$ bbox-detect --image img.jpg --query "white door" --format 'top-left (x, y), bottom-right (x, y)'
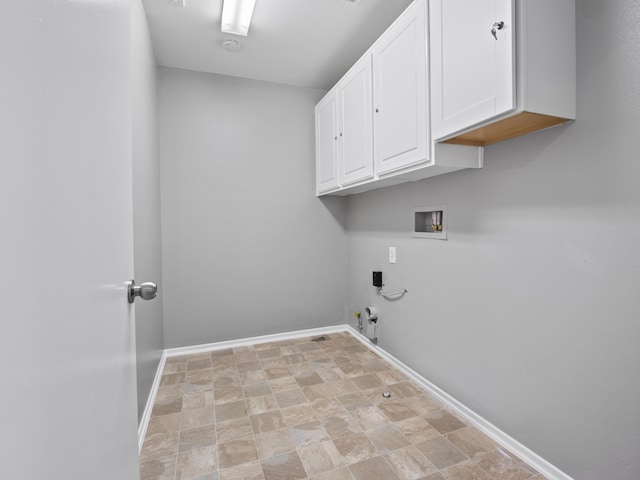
top-left (0, 2), bottom-right (140, 479)
top-left (338, 55), bottom-right (374, 186)
top-left (430, 0), bottom-right (515, 139)
top-left (316, 90), bottom-right (340, 194)
top-left (373, 0), bottom-right (429, 176)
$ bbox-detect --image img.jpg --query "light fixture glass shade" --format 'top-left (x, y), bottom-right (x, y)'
top-left (221, 0), bottom-right (257, 36)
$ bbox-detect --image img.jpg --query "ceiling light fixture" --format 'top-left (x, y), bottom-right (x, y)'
top-left (221, 0), bottom-right (257, 37)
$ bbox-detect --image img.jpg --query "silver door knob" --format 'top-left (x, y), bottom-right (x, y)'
top-left (127, 280), bottom-right (158, 304)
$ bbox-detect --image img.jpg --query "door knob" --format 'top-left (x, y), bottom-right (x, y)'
top-left (127, 280), bottom-right (158, 304)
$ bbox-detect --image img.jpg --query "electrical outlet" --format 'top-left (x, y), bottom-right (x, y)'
top-left (389, 247), bottom-right (396, 264)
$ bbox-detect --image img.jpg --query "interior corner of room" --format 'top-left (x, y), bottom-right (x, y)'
top-left (3, 0), bottom-right (639, 479)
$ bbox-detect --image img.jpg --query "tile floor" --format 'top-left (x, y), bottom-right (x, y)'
top-left (140, 332), bottom-right (547, 480)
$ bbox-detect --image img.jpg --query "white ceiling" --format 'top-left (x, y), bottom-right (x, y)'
top-left (142, 0), bottom-right (413, 90)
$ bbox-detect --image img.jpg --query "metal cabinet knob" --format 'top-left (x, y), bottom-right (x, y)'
top-left (127, 280), bottom-right (158, 304)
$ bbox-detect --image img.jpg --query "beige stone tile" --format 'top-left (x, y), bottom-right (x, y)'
top-left (140, 454), bottom-right (176, 480)
top-left (216, 417), bottom-right (253, 444)
top-left (212, 374), bottom-right (241, 387)
top-left (303, 383), bottom-right (335, 402)
top-left (421, 473), bottom-right (446, 480)
top-left (441, 461), bottom-right (492, 480)
top-left (309, 397), bottom-right (349, 418)
top-left (297, 342), bottom-right (321, 352)
top-left (247, 394), bottom-right (279, 415)
top-left (395, 416), bottom-right (440, 444)
top-left (218, 437), bottom-right (259, 469)
top-left (280, 345), bottom-right (301, 355)
top-left (239, 369), bottom-right (267, 385)
top-left (250, 410), bottom-right (287, 434)
top-left (351, 374), bottom-right (384, 391)
top-left (348, 455), bottom-right (401, 480)
top-left (152, 396), bottom-right (184, 417)
top-left (255, 428), bottom-right (296, 459)
top-left (311, 466), bottom-right (355, 480)
top-left (474, 449), bottom-right (537, 480)
top-left (424, 410), bottom-right (467, 434)
top-left (333, 432), bottom-right (378, 465)
top-left (156, 383), bottom-right (185, 401)
top-left (402, 394), bottom-right (441, 415)
top-left (294, 370), bottom-right (325, 387)
top-left (322, 413), bottom-right (361, 439)
top-left (339, 364), bottom-right (369, 378)
top-left (328, 378), bottom-right (359, 396)
top-left (388, 382), bottom-right (423, 399)
top-left (219, 460), bottom-right (264, 480)
top-left (343, 345), bottom-right (368, 354)
top-left (299, 439), bottom-right (345, 476)
top-left (141, 432), bottom-right (180, 461)
top-left (179, 424), bottom-right (216, 452)
top-left (188, 357), bottom-right (212, 371)
top-left (215, 400), bottom-right (247, 423)
top-left (147, 412), bottom-right (182, 436)
top-left (318, 367), bottom-right (347, 382)
top-left (181, 406), bottom-right (215, 430)
top-left (268, 376), bottom-right (299, 393)
top-left (283, 353), bottom-right (306, 365)
top-left (350, 406), bottom-right (389, 431)
top-left (175, 445), bottom-right (217, 479)
top-left (275, 388), bottom-right (308, 408)
top-left (288, 420), bottom-right (330, 447)
top-left (183, 390), bottom-right (215, 411)
top-left (237, 361), bottom-right (261, 373)
top-left (161, 372), bottom-right (186, 387)
top-left (235, 351), bottom-right (259, 363)
top-left (257, 348), bottom-right (281, 359)
top-left (262, 451), bottom-right (307, 480)
top-left (260, 357), bottom-right (287, 369)
top-left (416, 437), bottom-right (468, 470)
top-left (363, 358), bottom-right (391, 372)
top-left (281, 404), bottom-right (318, 426)
top-left (338, 392), bottom-right (373, 411)
top-left (366, 424), bottom-right (411, 453)
top-left (211, 348), bottom-right (234, 358)
top-left (446, 427), bottom-right (496, 458)
top-left (264, 367), bottom-right (291, 380)
top-left (384, 445), bottom-right (437, 480)
top-left (187, 368), bottom-right (213, 383)
top-left (243, 382), bottom-right (272, 398)
top-left (215, 385), bottom-right (245, 405)
top-left (375, 370), bottom-right (409, 385)
top-left (377, 401), bottom-right (418, 422)
top-left (163, 361), bottom-right (187, 374)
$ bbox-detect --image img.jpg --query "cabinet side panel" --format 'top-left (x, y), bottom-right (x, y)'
top-left (521, 0), bottom-right (576, 118)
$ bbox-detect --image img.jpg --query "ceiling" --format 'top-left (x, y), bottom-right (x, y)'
top-left (141, 0), bottom-right (413, 90)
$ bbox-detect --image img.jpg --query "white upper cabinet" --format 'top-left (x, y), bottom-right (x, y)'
top-left (315, 90), bottom-right (339, 194)
top-left (430, 0), bottom-right (575, 146)
top-left (338, 55), bottom-right (374, 187)
top-left (430, 0), bottom-right (515, 139)
top-left (372, 0), bottom-right (429, 175)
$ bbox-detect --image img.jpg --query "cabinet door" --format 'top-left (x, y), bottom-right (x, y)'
top-left (338, 55), bottom-right (374, 186)
top-left (315, 91), bottom-right (339, 194)
top-left (372, 0), bottom-right (429, 176)
top-left (430, 0), bottom-right (515, 139)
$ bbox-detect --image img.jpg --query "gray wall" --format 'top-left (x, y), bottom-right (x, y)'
top-left (346, 1), bottom-right (640, 478)
top-left (132, 0), bottom-right (164, 421)
top-left (158, 68), bottom-right (348, 348)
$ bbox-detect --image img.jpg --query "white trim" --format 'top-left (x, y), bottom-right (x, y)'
top-left (163, 325), bottom-right (349, 357)
top-left (137, 351), bottom-right (167, 454)
top-left (344, 325), bottom-right (573, 480)
top-left (137, 324), bottom-right (572, 480)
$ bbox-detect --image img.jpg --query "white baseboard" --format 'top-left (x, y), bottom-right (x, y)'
top-left (138, 351), bottom-right (167, 454)
top-left (344, 325), bottom-right (573, 480)
top-left (163, 325), bottom-right (349, 357)
top-left (137, 324), bottom-right (572, 480)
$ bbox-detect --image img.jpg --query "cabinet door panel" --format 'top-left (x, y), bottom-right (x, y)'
top-left (339, 56), bottom-right (374, 186)
top-left (316, 92), bottom-right (339, 194)
top-left (373, 0), bottom-right (429, 175)
top-left (431, 0), bottom-right (515, 139)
